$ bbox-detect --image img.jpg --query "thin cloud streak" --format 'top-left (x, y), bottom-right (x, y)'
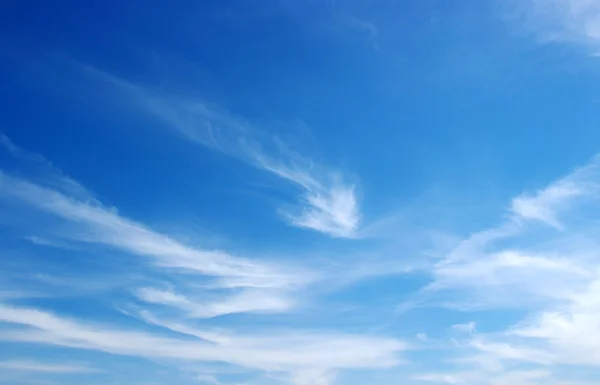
top-left (0, 134), bottom-right (97, 203)
top-left (0, 139), bottom-right (401, 385)
top-left (0, 360), bottom-right (96, 373)
top-left (0, 303), bottom-right (406, 378)
top-left (0, 161), bottom-right (313, 343)
top-left (71, 63), bottom-right (362, 238)
top-left (145, 92), bottom-right (362, 239)
top-left (0, 170), bottom-right (311, 290)
top-left (510, 154), bottom-right (600, 227)
top-left (136, 287), bottom-right (294, 318)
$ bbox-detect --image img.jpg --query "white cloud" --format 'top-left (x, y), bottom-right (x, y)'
top-left (512, 0), bottom-right (600, 52)
top-left (0, 143), bottom-right (398, 385)
top-left (452, 322), bottom-right (477, 334)
top-left (0, 360), bottom-right (96, 373)
top-left (0, 303), bottom-right (405, 382)
top-left (509, 273), bottom-right (600, 366)
top-left (413, 373), bottom-right (463, 384)
top-left (414, 369), bottom-right (553, 385)
top-left (511, 183), bottom-right (584, 228)
top-left (136, 287), bottom-right (294, 318)
top-left (420, 156), bottom-right (600, 310)
top-left (0, 171), bottom-right (310, 291)
top-left (195, 374), bottom-right (224, 385)
top-left (412, 153), bottom-right (600, 384)
top-left (429, 250), bottom-right (590, 309)
top-left (67, 63), bottom-right (362, 238)
top-left (289, 369), bottom-right (336, 385)
top-left (284, 182), bottom-right (360, 238)
top-left (467, 338), bottom-right (555, 366)
top-left (510, 155), bottom-right (600, 227)
top-left (0, 133), bottom-right (97, 203)
top-left (149, 98), bottom-right (361, 238)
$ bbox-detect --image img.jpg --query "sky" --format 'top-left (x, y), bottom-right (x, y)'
top-left (2, 0), bottom-right (600, 384)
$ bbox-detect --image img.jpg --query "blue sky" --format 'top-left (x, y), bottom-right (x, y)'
top-left (2, 0), bottom-right (600, 384)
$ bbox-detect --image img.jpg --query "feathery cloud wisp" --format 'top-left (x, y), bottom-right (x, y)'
top-left (0, 303), bottom-right (405, 378)
top-left (0, 171), bottom-right (309, 290)
top-left (69, 63), bottom-right (362, 238)
top-left (135, 287), bottom-right (294, 318)
top-left (511, 154), bottom-right (600, 227)
top-left (0, 137), bottom-right (400, 385)
top-left (0, 360), bottom-right (96, 373)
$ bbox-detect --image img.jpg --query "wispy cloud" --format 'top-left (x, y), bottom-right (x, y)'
top-left (0, 360), bottom-right (96, 373)
top-left (0, 170), bottom-right (309, 290)
top-left (414, 369), bottom-right (554, 385)
top-left (0, 136), bottom-right (403, 385)
top-left (62, 62), bottom-right (362, 238)
top-left (413, 373), bottom-right (463, 384)
top-left (511, 0), bottom-right (600, 53)
top-left (418, 155), bottom-right (600, 310)
top-left (0, 134), bottom-right (96, 202)
top-left (0, 303), bottom-right (405, 382)
top-left (409, 153), bottom-right (600, 383)
top-left (509, 273), bottom-right (600, 366)
top-left (135, 287), bottom-right (294, 318)
top-left (510, 155), bottom-right (600, 227)
top-left (144, 93), bottom-right (362, 239)
top-left (4, 134), bottom-right (600, 385)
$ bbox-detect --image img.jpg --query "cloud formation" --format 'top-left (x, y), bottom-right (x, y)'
top-left (4, 8), bottom-right (600, 383)
top-left (0, 170), bottom-right (309, 290)
top-left (0, 136), bottom-right (399, 385)
top-left (0, 303), bottom-right (404, 382)
top-left (68, 63), bottom-right (362, 238)
top-left (411, 154), bottom-right (600, 383)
